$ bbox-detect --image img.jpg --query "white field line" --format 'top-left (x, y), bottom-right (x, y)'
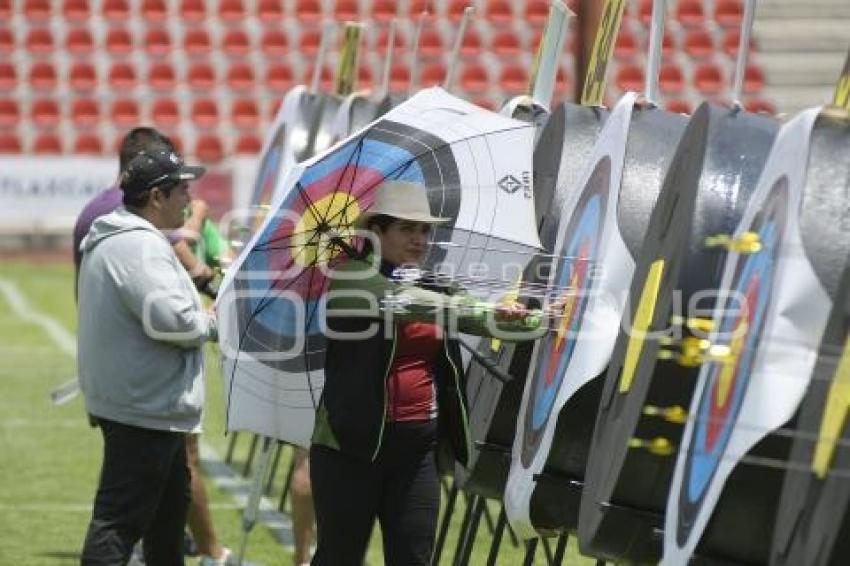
top-left (0, 276), bottom-right (294, 551)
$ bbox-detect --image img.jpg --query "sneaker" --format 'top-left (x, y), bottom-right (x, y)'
top-left (198, 546), bottom-right (235, 566)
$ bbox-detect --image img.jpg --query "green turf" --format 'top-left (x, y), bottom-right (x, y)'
top-left (0, 260), bottom-right (595, 566)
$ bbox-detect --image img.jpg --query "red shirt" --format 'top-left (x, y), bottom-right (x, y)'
top-left (386, 321), bottom-right (443, 422)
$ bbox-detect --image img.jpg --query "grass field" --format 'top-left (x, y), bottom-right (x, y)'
top-left (0, 259), bottom-right (595, 566)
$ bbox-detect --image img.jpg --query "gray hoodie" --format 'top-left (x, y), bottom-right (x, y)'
top-left (77, 208), bottom-right (216, 433)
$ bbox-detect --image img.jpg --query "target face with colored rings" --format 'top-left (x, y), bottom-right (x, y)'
top-left (675, 176), bottom-right (789, 545)
top-left (520, 156), bottom-right (610, 468)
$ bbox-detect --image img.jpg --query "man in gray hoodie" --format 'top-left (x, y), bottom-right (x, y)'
top-left (77, 146), bottom-right (217, 566)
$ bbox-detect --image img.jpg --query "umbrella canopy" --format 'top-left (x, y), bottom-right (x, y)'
top-left (217, 87), bottom-right (541, 446)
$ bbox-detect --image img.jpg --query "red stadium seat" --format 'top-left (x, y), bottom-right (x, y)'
top-left (409, 0), bottom-right (435, 17)
top-left (666, 98), bottom-right (693, 114)
top-left (447, 0), bottom-right (471, 22)
top-left (265, 63), bottom-right (294, 93)
top-left (142, 0), bottom-right (168, 20)
top-left (525, 0), bottom-right (549, 26)
top-left (299, 28), bottom-right (322, 56)
top-left (376, 26), bottom-right (407, 54)
top-left (102, 0), bottom-right (129, 22)
top-left (179, 0), bottom-right (206, 22)
top-left (357, 63), bottom-right (374, 90)
top-left (334, 0), bottom-right (359, 20)
top-left (498, 64), bottom-right (528, 93)
top-left (0, 0), bottom-right (10, 19)
top-left (0, 28), bottom-right (13, 54)
top-left (149, 62), bottom-right (177, 91)
top-left (34, 132), bottom-right (63, 154)
top-left (304, 64), bottom-right (333, 91)
top-left (659, 62), bottom-right (685, 94)
top-left (195, 134), bottom-right (224, 163)
top-left (472, 97), bottom-right (496, 111)
top-left (675, 0), bottom-right (705, 27)
top-left (419, 28), bottom-right (444, 58)
top-left (144, 28), bottom-right (172, 55)
top-left (218, 0), bottom-right (245, 23)
top-left (485, 0), bottom-right (513, 25)
top-left (73, 133), bottom-right (103, 154)
top-left (389, 63), bottom-right (410, 92)
top-left (105, 27), bottom-right (133, 55)
top-left (461, 26), bottom-right (482, 56)
top-left (25, 27), bottom-right (54, 54)
top-left (694, 62), bottom-right (725, 94)
top-left (66, 27), bottom-right (94, 56)
top-left (0, 133), bottom-right (22, 153)
top-left (295, 0), bottom-right (323, 21)
top-left (615, 27), bottom-right (639, 60)
top-left (69, 61), bottom-right (98, 92)
top-left (191, 98), bottom-right (220, 128)
top-left (183, 28), bottom-right (211, 56)
top-left (421, 63), bottom-right (446, 87)
top-left (257, 0), bottom-right (283, 23)
top-left (662, 31), bottom-right (676, 59)
top-left (0, 62), bottom-right (16, 90)
top-left (108, 61), bottom-right (137, 89)
top-left (615, 63), bottom-right (644, 92)
top-left (370, 0), bottom-right (397, 22)
top-left (222, 28), bottom-right (251, 57)
top-left (260, 28), bottom-right (288, 56)
top-left (226, 62), bottom-right (255, 91)
top-left (31, 98), bottom-right (61, 127)
top-left (63, 0), bottom-right (90, 22)
top-left (0, 99), bottom-right (19, 127)
top-left (715, 0), bottom-right (743, 27)
top-left (722, 28), bottom-right (757, 58)
top-left (231, 98), bottom-right (260, 128)
top-left (637, 0), bottom-right (652, 25)
top-left (71, 98), bottom-right (100, 126)
top-left (151, 97), bottom-right (180, 127)
top-left (29, 61), bottom-right (57, 91)
top-left (744, 97), bottom-right (776, 115)
top-left (460, 64), bottom-right (489, 94)
top-left (24, 0), bottom-right (51, 21)
top-left (235, 133), bottom-right (263, 154)
top-left (492, 29), bottom-right (521, 57)
top-left (684, 28), bottom-right (714, 59)
top-left (744, 64), bottom-right (765, 93)
top-left (111, 98), bottom-right (140, 126)
top-left (187, 62), bottom-right (216, 90)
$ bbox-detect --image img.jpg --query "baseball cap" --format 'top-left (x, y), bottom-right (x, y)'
top-left (120, 148), bottom-right (206, 195)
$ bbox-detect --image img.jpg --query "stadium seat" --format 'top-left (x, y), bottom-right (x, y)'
top-left (525, 0), bottom-right (549, 26)
top-left (409, 0), bottom-right (435, 17)
top-left (0, 62), bottom-right (16, 90)
top-left (0, 99), bottom-right (19, 127)
top-left (684, 28), bottom-right (714, 59)
top-left (447, 0), bottom-right (470, 22)
top-left (492, 29), bottom-right (521, 57)
top-left (144, 28), bottom-right (172, 55)
top-left (226, 62), bottom-right (255, 91)
top-left (222, 28), bottom-right (251, 57)
top-left (295, 0), bottom-right (322, 21)
top-left (265, 63), bottom-right (295, 93)
top-left (299, 28), bottom-right (322, 56)
top-left (715, 0), bottom-right (743, 27)
top-left (111, 98), bottom-right (140, 126)
top-left (218, 0), bottom-right (245, 23)
top-left (334, 0), bottom-right (359, 20)
top-left (25, 28), bottom-right (54, 55)
top-left (370, 0), bottom-right (397, 22)
top-left (195, 134), bottom-right (224, 163)
top-left (662, 31), bottom-right (676, 59)
top-left (62, 0), bottom-right (89, 22)
top-left (419, 28), bottom-right (444, 58)
top-left (744, 64), bottom-right (765, 93)
top-left (498, 64), bottom-right (529, 93)
top-left (722, 28), bottom-right (757, 58)
top-left (151, 98), bottom-right (180, 127)
top-left (231, 98), bottom-right (260, 128)
top-left (615, 63), bottom-right (644, 92)
top-left (33, 132), bottom-right (63, 154)
top-left (66, 27), bottom-right (94, 56)
top-left (108, 61), bottom-right (137, 89)
top-left (304, 64), bottom-right (333, 91)
top-left (191, 98), bottom-right (220, 128)
top-left (102, 0), bottom-right (129, 22)
top-left (179, 0), bottom-right (206, 22)
top-left (744, 97), bottom-right (776, 115)
top-left (461, 26), bottom-right (482, 56)
top-left (260, 28), bottom-right (288, 56)
top-left (149, 62), bottom-right (177, 91)
top-left (28, 61), bottom-right (57, 91)
top-left (142, 0), bottom-right (168, 20)
top-left (183, 28), bottom-right (211, 56)
top-left (659, 62), bottom-right (685, 94)
top-left (0, 28), bottom-right (13, 54)
top-left (389, 63), bottom-right (410, 92)
top-left (24, 0), bottom-right (51, 21)
top-left (0, 0), bottom-right (10, 19)
top-left (73, 133), bottom-right (104, 155)
top-left (636, 0), bottom-right (652, 25)
top-left (105, 27), bottom-right (133, 55)
top-left (187, 62), bottom-right (216, 90)
top-left (675, 0), bottom-right (706, 27)
top-left (69, 61), bottom-right (98, 92)
top-left (420, 63), bottom-right (446, 87)
top-left (485, 0), bottom-right (513, 25)
top-left (357, 63), bottom-right (374, 90)
top-left (235, 133), bottom-right (263, 154)
top-left (257, 0), bottom-right (283, 23)
top-left (614, 27), bottom-right (639, 60)
top-left (31, 98), bottom-right (61, 127)
top-left (472, 97), bottom-right (496, 111)
top-left (694, 62), bottom-right (725, 94)
top-left (665, 98), bottom-right (693, 114)
top-left (71, 97), bottom-right (100, 126)
top-left (0, 132), bottom-right (22, 153)
top-left (376, 26), bottom-right (406, 54)
top-left (460, 64), bottom-right (489, 94)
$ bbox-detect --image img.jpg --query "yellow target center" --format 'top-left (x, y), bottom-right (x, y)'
top-left (292, 192), bottom-right (360, 268)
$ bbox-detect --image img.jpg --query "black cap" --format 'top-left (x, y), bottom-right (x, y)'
top-left (120, 148), bottom-right (206, 195)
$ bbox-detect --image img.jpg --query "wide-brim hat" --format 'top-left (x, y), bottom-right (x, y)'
top-left (353, 180), bottom-right (451, 229)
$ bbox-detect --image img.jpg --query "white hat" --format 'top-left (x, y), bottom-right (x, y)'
top-left (354, 180), bottom-right (451, 228)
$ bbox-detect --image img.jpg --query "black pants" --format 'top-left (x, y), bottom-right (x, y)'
top-left (310, 420), bottom-right (441, 566)
top-left (80, 418), bottom-right (191, 566)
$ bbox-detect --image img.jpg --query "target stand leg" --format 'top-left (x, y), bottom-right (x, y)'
top-left (453, 495), bottom-right (486, 566)
top-left (485, 504), bottom-right (509, 566)
top-left (433, 480), bottom-right (460, 564)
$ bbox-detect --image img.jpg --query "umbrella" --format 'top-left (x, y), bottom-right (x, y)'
top-left (217, 86), bottom-right (542, 447)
